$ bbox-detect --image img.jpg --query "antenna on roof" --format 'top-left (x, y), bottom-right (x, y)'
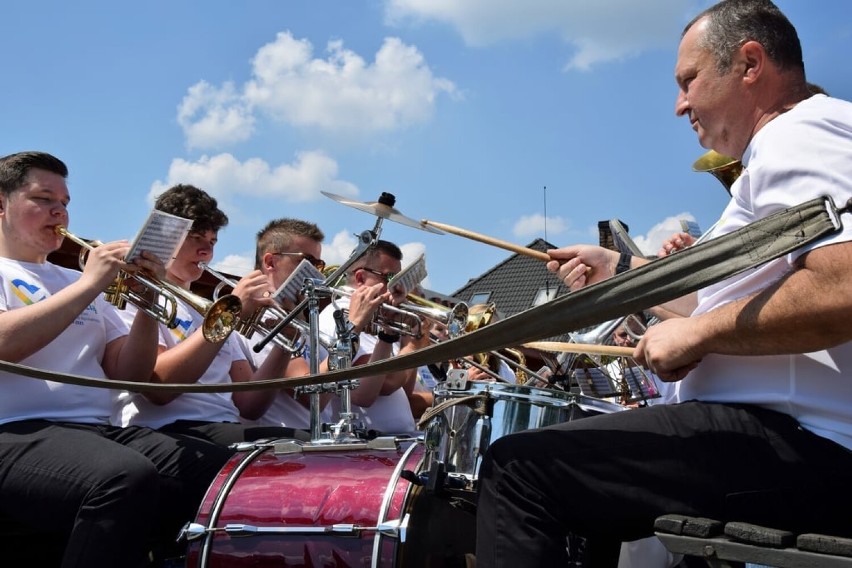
top-left (543, 185), bottom-right (553, 297)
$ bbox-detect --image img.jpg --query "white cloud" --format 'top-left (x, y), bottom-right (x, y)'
top-left (177, 32), bottom-right (458, 147)
top-left (245, 33), bottom-right (458, 130)
top-left (147, 152), bottom-right (358, 211)
top-left (210, 253), bottom-right (255, 278)
top-left (385, 0), bottom-right (697, 70)
top-left (512, 214), bottom-right (567, 237)
top-left (178, 81), bottom-right (255, 150)
top-left (632, 213), bottom-right (700, 256)
top-left (322, 230), bottom-right (362, 268)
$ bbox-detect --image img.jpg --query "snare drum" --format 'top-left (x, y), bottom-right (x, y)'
top-left (184, 439), bottom-right (476, 567)
top-left (422, 382), bottom-right (623, 485)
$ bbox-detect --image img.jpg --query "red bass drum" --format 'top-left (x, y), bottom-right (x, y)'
top-left (184, 438), bottom-right (476, 567)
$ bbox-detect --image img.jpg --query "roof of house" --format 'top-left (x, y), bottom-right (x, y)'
top-left (450, 238), bottom-right (569, 319)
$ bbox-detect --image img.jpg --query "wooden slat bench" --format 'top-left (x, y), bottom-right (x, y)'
top-left (655, 514), bottom-right (852, 567)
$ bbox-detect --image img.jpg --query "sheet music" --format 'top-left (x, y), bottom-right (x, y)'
top-left (125, 209), bottom-right (193, 265)
top-left (388, 253), bottom-right (427, 293)
top-left (274, 259), bottom-right (324, 303)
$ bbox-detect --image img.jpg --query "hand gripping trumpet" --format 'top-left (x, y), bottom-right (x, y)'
top-left (200, 263), bottom-right (324, 353)
top-left (332, 287), bottom-right (469, 339)
top-left (56, 226), bottom-right (241, 343)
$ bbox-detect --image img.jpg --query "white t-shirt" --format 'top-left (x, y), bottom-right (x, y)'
top-left (239, 327), bottom-right (331, 430)
top-left (678, 94), bottom-right (852, 450)
top-left (114, 298), bottom-right (247, 428)
top-left (319, 297), bottom-right (416, 434)
top-left (0, 258), bottom-right (128, 425)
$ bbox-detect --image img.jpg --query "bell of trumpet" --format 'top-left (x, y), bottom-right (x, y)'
top-left (162, 278), bottom-right (242, 343)
top-left (692, 150), bottom-right (743, 193)
top-left (403, 293), bottom-right (469, 338)
top-left (56, 226), bottom-right (241, 343)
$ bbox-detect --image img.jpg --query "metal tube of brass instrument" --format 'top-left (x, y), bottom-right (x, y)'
top-left (200, 263), bottom-right (321, 351)
top-left (692, 150), bottom-right (743, 194)
top-left (54, 226), bottom-right (240, 343)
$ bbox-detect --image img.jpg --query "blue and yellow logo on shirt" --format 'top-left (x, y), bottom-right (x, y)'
top-left (170, 317), bottom-right (193, 342)
top-left (11, 278), bottom-right (47, 305)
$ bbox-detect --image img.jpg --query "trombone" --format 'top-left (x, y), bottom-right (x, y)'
top-left (56, 226), bottom-right (241, 343)
top-left (200, 263), bottom-right (329, 353)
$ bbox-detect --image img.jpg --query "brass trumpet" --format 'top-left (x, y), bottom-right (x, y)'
top-left (692, 150), bottom-right (743, 193)
top-left (332, 287), bottom-right (469, 339)
top-left (56, 227), bottom-right (241, 343)
top-left (404, 293), bottom-right (469, 338)
top-left (201, 263), bottom-right (325, 353)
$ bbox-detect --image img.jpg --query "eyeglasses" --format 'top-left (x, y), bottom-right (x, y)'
top-left (358, 267), bottom-right (397, 284)
top-left (272, 252), bottom-right (326, 271)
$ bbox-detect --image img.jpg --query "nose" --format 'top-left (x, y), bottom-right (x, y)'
top-left (52, 202), bottom-right (68, 221)
top-left (675, 90), bottom-right (689, 117)
top-left (197, 241), bottom-right (214, 259)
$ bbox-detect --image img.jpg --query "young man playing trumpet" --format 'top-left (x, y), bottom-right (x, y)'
top-left (0, 152), bottom-right (233, 566)
top-left (114, 184), bottom-right (308, 445)
top-left (319, 239), bottom-right (431, 435)
top-left (239, 217), bottom-right (330, 431)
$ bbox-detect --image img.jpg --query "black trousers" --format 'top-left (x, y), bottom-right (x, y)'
top-left (159, 419), bottom-right (310, 446)
top-left (0, 420), bottom-right (233, 568)
top-left (475, 401), bottom-right (852, 567)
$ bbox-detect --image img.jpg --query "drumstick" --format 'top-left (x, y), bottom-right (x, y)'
top-left (524, 341), bottom-right (634, 357)
top-left (420, 219), bottom-right (552, 262)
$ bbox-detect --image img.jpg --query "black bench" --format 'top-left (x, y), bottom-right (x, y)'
top-left (655, 514), bottom-right (852, 567)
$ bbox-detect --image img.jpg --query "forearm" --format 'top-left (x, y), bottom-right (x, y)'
top-left (640, 245), bottom-right (852, 381)
top-left (379, 341), bottom-right (420, 394)
top-left (103, 310), bottom-right (161, 382)
top-left (225, 359), bottom-right (275, 420)
top-left (349, 341), bottom-right (394, 406)
top-left (252, 345), bottom-right (294, 380)
top-left (698, 262), bottom-right (852, 356)
top-left (150, 331), bottom-right (222, 384)
top-left (0, 281), bottom-right (99, 362)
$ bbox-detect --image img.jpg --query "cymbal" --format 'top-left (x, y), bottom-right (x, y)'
top-left (321, 191), bottom-right (444, 234)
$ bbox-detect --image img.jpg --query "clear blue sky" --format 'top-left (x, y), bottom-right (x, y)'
top-left (4, 1), bottom-right (851, 294)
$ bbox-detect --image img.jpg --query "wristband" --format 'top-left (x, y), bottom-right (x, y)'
top-left (615, 252), bottom-right (633, 275)
top-left (377, 330), bottom-right (401, 344)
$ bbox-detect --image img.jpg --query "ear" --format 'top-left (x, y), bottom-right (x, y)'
top-left (352, 268), bottom-right (366, 286)
top-left (739, 40), bottom-right (765, 84)
top-left (261, 252), bottom-right (276, 272)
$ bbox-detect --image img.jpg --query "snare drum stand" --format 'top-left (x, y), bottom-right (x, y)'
top-left (298, 277), bottom-right (339, 443)
top-left (325, 307), bottom-right (362, 442)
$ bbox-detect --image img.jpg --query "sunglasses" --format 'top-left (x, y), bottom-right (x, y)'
top-left (272, 252), bottom-right (326, 271)
top-left (358, 267), bottom-right (397, 284)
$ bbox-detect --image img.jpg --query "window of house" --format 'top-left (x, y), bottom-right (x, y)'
top-left (532, 286), bottom-right (557, 306)
top-left (469, 292), bottom-right (492, 305)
